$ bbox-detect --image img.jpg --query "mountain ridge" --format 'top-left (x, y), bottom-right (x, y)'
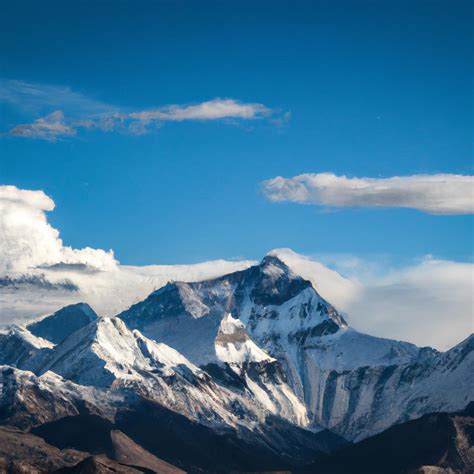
top-left (0, 252), bottom-right (471, 471)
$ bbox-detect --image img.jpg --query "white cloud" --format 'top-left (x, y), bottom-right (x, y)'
top-left (1, 79), bottom-right (277, 140)
top-left (0, 185), bottom-right (117, 273)
top-left (273, 249), bottom-right (474, 351)
top-left (349, 257), bottom-right (474, 350)
top-left (129, 99), bottom-right (270, 121)
top-left (8, 110), bottom-right (76, 141)
top-left (263, 172), bottom-right (474, 215)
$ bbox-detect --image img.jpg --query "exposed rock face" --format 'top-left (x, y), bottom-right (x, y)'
top-left (303, 334), bottom-right (473, 441)
top-left (214, 313), bottom-right (273, 364)
top-left (0, 316), bottom-right (316, 434)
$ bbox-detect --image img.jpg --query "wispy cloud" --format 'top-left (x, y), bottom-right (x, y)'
top-left (0, 79), bottom-right (112, 116)
top-left (1, 79), bottom-right (277, 140)
top-left (9, 110), bottom-right (76, 141)
top-left (262, 172), bottom-right (474, 215)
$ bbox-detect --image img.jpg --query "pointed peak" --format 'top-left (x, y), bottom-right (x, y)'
top-left (259, 254), bottom-right (292, 278)
top-left (27, 302), bottom-right (98, 344)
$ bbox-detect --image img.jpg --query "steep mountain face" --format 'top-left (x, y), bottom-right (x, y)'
top-left (27, 302), bottom-right (98, 344)
top-left (306, 404), bottom-right (474, 474)
top-left (215, 313), bottom-right (273, 365)
top-left (118, 254), bottom-right (473, 440)
top-left (27, 316), bottom-right (274, 430)
top-left (118, 256), bottom-right (351, 378)
top-left (210, 313), bottom-right (309, 427)
top-left (118, 256), bottom-right (347, 364)
top-left (310, 333), bottom-right (473, 441)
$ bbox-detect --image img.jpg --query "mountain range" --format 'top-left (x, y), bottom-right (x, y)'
top-left (0, 252), bottom-right (472, 473)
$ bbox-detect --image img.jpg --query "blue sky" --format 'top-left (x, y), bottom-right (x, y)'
top-left (1, 0), bottom-right (472, 265)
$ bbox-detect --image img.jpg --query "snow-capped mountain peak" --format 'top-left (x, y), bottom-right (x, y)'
top-left (31, 316), bottom-right (204, 388)
top-left (259, 254), bottom-right (291, 279)
top-left (118, 255), bottom-right (347, 363)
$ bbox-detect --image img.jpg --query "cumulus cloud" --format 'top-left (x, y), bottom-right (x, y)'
top-left (263, 172), bottom-right (474, 215)
top-left (274, 249), bottom-right (473, 351)
top-left (0, 185), bottom-right (117, 273)
top-left (9, 111), bottom-right (76, 141)
top-left (1, 79), bottom-right (277, 140)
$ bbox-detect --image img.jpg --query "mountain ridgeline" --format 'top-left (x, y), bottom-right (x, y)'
top-left (0, 254), bottom-right (472, 472)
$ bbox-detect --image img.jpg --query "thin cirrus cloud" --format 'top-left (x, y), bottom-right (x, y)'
top-left (262, 172), bottom-right (474, 215)
top-left (0, 79), bottom-right (113, 115)
top-left (9, 110), bottom-right (76, 141)
top-left (1, 79), bottom-right (275, 141)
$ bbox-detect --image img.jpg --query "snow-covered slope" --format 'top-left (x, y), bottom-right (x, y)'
top-left (0, 325), bottom-right (54, 368)
top-left (24, 316), bottom-right (311, 431)
top-left (32, 316), bottom-right (208, 389)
